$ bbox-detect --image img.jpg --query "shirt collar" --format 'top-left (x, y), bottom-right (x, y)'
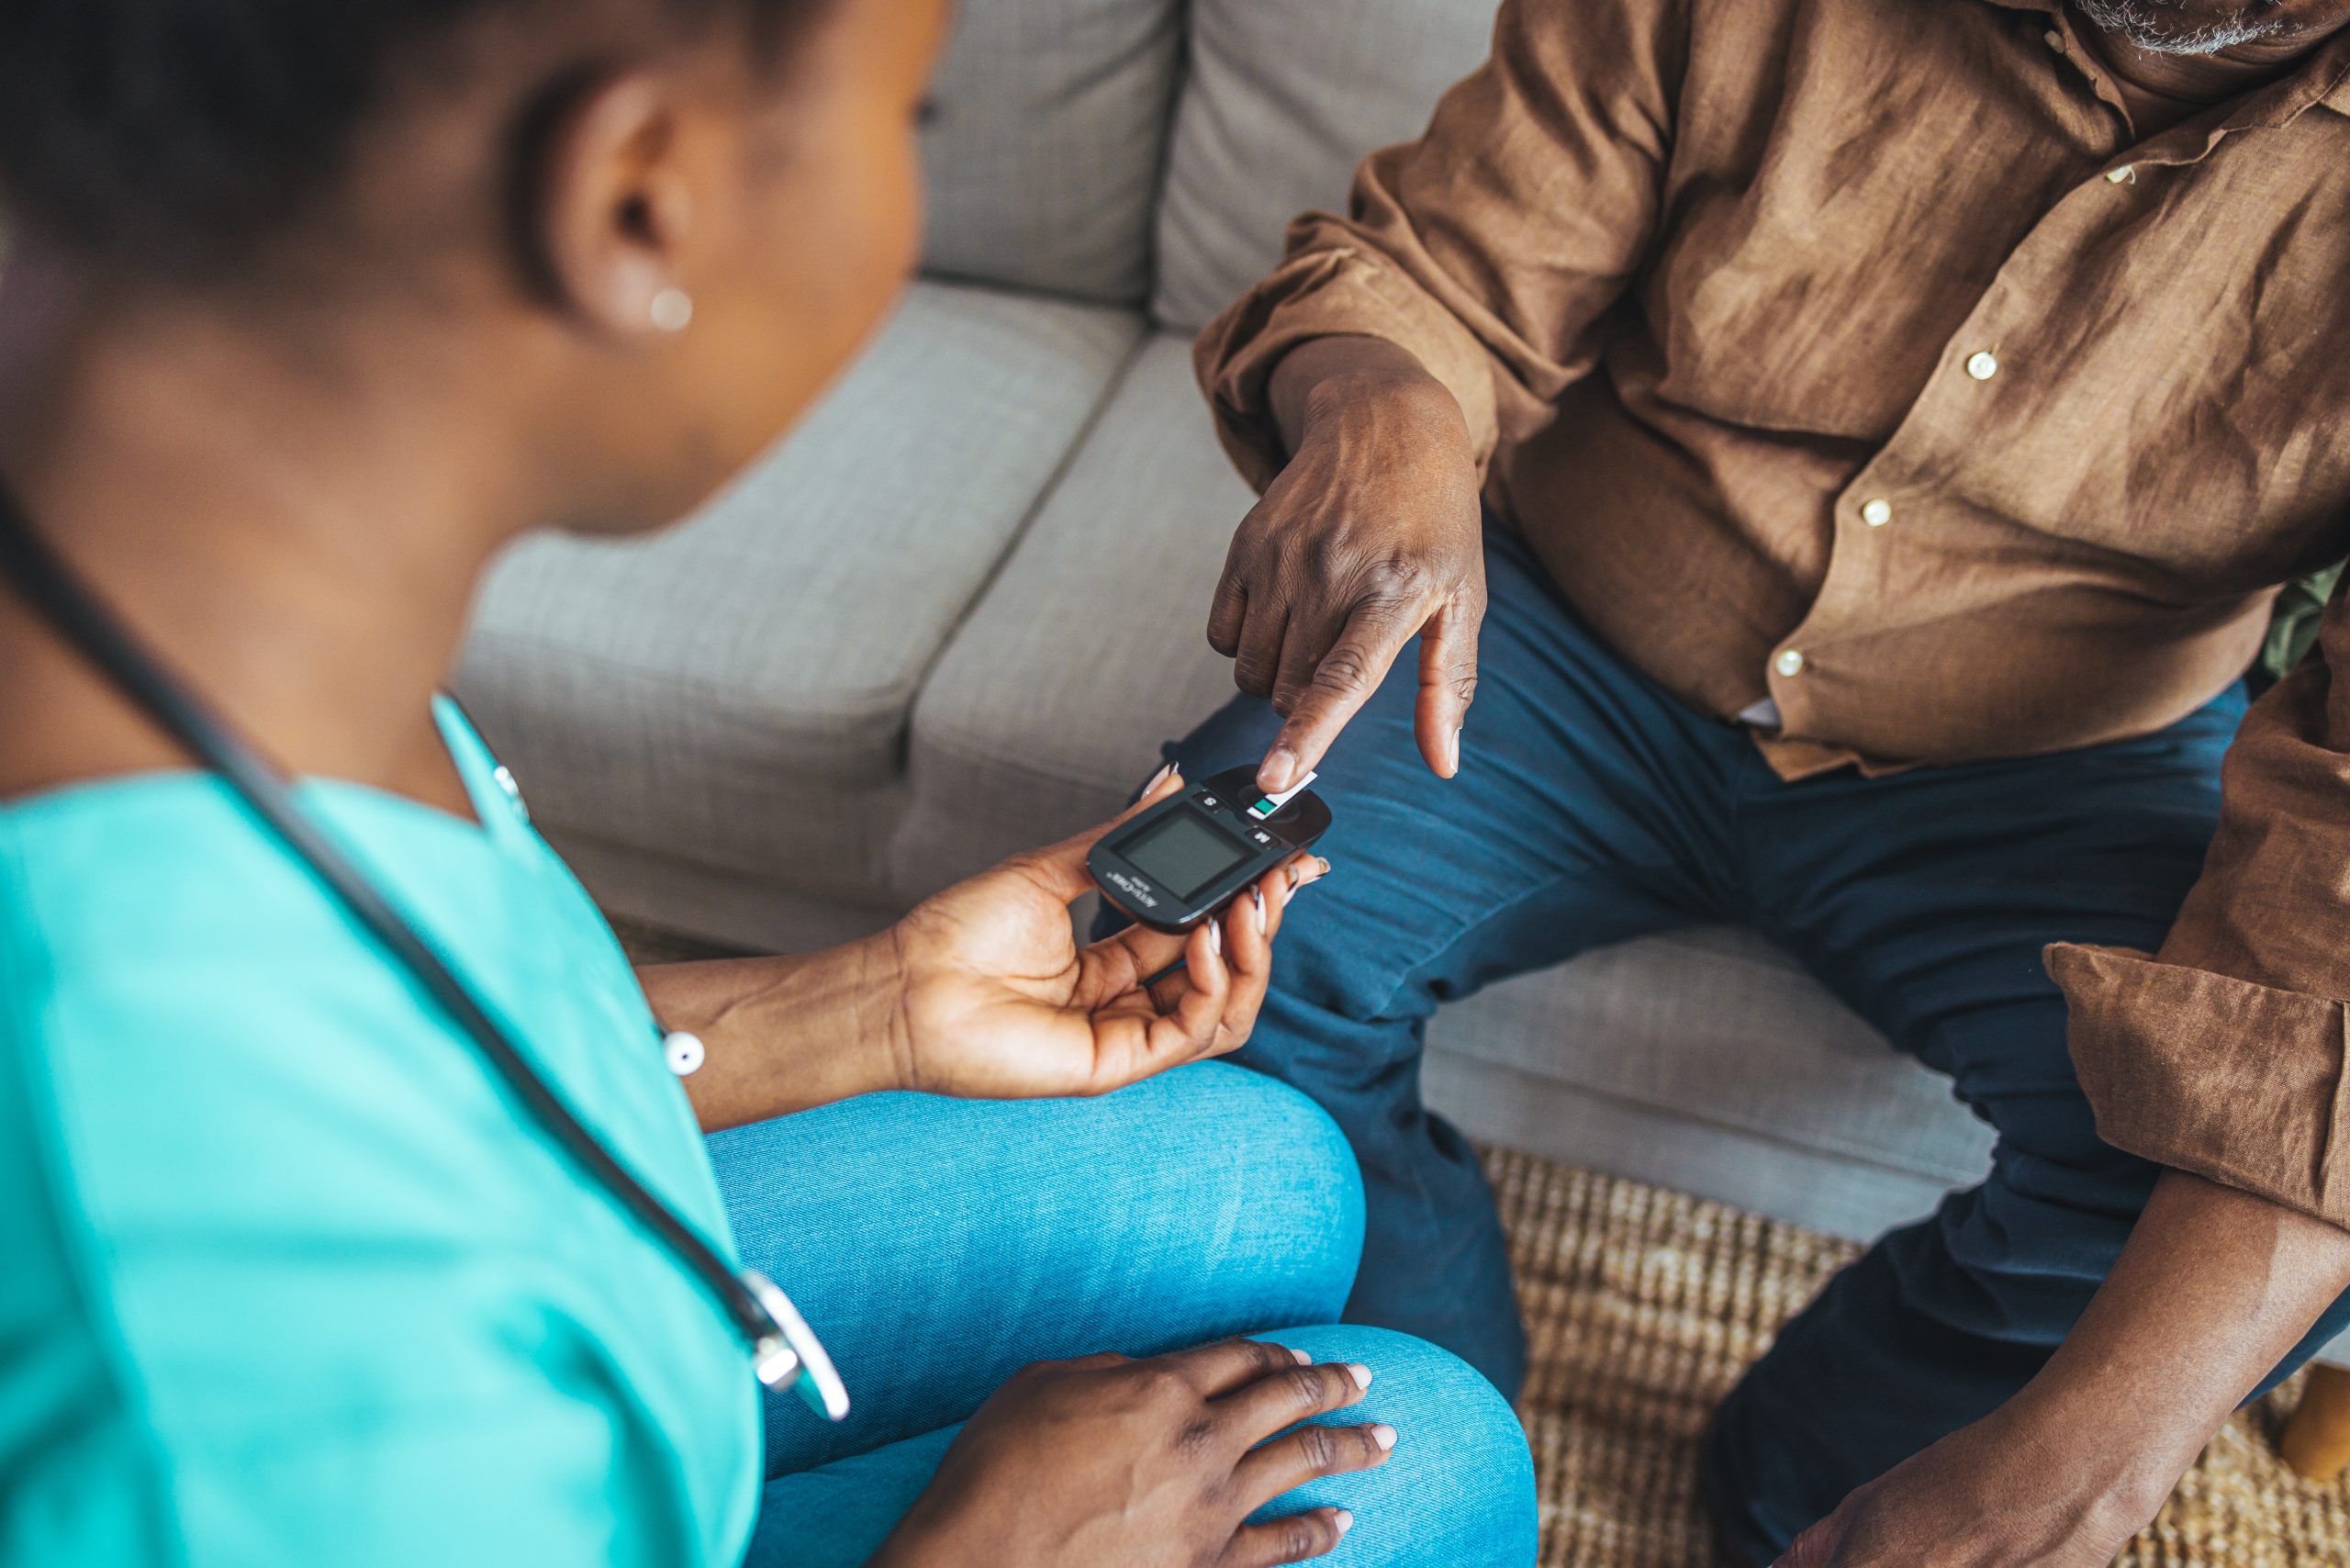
top-left (1983, 0), bottom-right (2350, 126)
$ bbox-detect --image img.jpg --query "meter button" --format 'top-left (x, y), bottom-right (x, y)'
top-left (1198, 794), bottom-right (1221, 812)
top-left (1249, 828), bottom-right (1278, 847)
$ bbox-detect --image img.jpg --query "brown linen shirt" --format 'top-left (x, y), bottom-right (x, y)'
top-left (1195, 0), bottom-right (2350, 1226)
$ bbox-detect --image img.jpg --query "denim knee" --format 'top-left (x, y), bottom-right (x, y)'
top-left (1149, 1062), bottom-right (1366, 1322)
top-left (1255, 1324), bottom-right (1538, 1567)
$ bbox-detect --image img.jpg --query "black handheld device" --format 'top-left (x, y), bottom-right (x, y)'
top-left (1090, 765), bottom-right (1331, 934)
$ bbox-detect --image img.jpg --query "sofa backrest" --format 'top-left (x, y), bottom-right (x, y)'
top-left (920, 0), bottom-right (1187, 307)
top-left (1151, 0), bottom-right (1504, 332)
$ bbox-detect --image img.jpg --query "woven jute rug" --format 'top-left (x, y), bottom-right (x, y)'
top-left (1484, 1144), bottom-right (2350, 1566)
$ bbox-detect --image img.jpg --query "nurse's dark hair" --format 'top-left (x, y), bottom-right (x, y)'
top-left (0, 0), bottom-right (832, 277)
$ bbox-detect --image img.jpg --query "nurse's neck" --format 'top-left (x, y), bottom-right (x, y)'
top-left (0, 241), bottom-right (549, 820)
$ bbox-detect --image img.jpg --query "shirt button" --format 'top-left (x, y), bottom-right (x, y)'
top-left (2044, 28), bottom-right (2065, 49)
top-left (1860, 498), bottom-right (1893, 528)
top-left (2105, 164), bottom-right (2136, 184)
top-left (1774, 649), bottom-right (1807, 678)
top-left (1965, 350), bottom-right (1999, 381)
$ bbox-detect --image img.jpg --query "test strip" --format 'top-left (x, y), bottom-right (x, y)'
top-left (1248, 769), bottom-right (1319, 818)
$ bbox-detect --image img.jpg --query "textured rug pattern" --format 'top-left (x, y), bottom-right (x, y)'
top-left (1485, 1145), bottom-right (2350, 1566)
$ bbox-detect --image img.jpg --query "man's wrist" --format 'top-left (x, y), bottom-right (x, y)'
top-left (1989, 1371), bottom-right (2199, 1530)
top-left (1268, 335), bottom-right (1463, 456)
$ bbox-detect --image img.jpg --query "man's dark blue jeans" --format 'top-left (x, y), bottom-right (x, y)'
top-left (1117, 522), bottom-right (2350, 1561)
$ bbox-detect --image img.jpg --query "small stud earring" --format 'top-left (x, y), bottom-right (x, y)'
top-left (649, 286), bottom-right (695, 334)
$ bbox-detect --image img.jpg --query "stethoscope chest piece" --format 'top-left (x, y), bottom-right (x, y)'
top-left (743, 1269), bottom-right (851, 1420)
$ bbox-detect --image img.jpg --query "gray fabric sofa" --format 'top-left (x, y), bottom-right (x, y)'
top-left (464, 0), bottom-right (2187, 1272)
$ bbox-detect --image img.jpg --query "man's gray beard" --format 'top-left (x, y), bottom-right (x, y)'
top-left (2070, 0), bottom-right (2290, 53)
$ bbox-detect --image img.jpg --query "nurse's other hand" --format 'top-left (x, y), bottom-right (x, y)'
top-left (873, 1338), bottom-right (1391, 1568)
top-left (884, 766), bottom-right (1323, 1100)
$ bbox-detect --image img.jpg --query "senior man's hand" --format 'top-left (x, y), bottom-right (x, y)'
top-left (1214, 336), bottom-right (1486, 795)
top-left (1760, 1170), bottom-right (2350, 1568)
top-left (1767, 1401), bottom-right (2166, 1568)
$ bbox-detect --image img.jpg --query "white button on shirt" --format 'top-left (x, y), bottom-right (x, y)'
top-left (2106, 164), bottom-right (2136, 185)
top-left (1965, 351), bottom-right (1999, 381)
top-left (1861, 498), bottom-right (1893, 527)
top-left (1774, 648), bottom-right (1807, 678)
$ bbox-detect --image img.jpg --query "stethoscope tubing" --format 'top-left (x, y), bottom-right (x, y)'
top-left (0, 482), bottom-right (845, 1420)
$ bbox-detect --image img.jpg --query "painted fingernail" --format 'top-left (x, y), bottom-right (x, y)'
top-left (1334, 1510), bottom-right (1354, 1537)
top-left (1146, 761), bottom-right (1177, 792)
top-left (1261, 746), bottom-right (1298, 792)
top-left (1291, 1346), bottom-right (1312, 1365)
top-left (1251, 885), bottom-right (1266, 922)
top-left (1448, 723), bottom-right (1463, 775)
top-left (1208, 920), bottom-right (1223, 956)
top-left (1348, 1363), bottom-right (1372, 1389)
top-left (1371, 1424), bottom-right (1397, 1450)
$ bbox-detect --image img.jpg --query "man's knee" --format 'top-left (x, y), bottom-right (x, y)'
top-left (1934, 991), bottom-right (2157, 1201)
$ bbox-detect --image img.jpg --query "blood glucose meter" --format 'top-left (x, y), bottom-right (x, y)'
top-left (1090, 765), bottom-right (1331, 934)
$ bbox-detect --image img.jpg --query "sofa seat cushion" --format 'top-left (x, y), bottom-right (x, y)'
top-left (1427, 927), bottom-right (1998, 1195)
top-left (456, 281), bottom-right (1143, 903)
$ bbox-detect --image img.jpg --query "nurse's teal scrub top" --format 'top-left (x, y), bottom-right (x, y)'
top-left (0, 699), bottom-right (762, 1565)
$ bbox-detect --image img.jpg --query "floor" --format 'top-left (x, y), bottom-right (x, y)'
top-left (1488, 1145), bottom-right (2350, 1566)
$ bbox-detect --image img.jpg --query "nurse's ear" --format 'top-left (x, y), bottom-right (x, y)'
top-left (518, 69), bottom-right (715, 342)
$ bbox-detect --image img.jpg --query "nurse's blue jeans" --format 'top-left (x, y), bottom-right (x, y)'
top-left (1130, 523), bottom-right (2350, 1562)
top-left (707, 1063), bottom-right (1537, 1567)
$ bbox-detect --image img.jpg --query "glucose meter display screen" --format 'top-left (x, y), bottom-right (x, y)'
top-left (1122, 811), bottom-right (1253, 902)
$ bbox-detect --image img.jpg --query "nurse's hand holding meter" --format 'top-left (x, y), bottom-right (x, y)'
top-left (888, 764), bottom-right (1327, 1100)
top-left (642, 766), bottom-right (1328, 1130)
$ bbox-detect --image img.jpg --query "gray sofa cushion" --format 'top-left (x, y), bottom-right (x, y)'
top-left (896, 331), bottom-right (1247, 895)
top-left (1428, 927), bottom-right (1997, 1212)
top-left (923, 0), bottom-right (1189, 306)
top-left (1153, 0), bottom-right (1504, 330)
top-left (456, 281), bottom-right (1142, 902)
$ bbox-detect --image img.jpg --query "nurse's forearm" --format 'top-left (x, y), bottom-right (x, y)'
top-left (637, 934), bottom-right (909, 1131)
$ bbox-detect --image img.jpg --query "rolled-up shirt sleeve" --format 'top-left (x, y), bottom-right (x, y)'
top-left (2051, 581), bottom-right (2350, 1226)
top-left (1192, 0), bottom-right (1686, 490)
